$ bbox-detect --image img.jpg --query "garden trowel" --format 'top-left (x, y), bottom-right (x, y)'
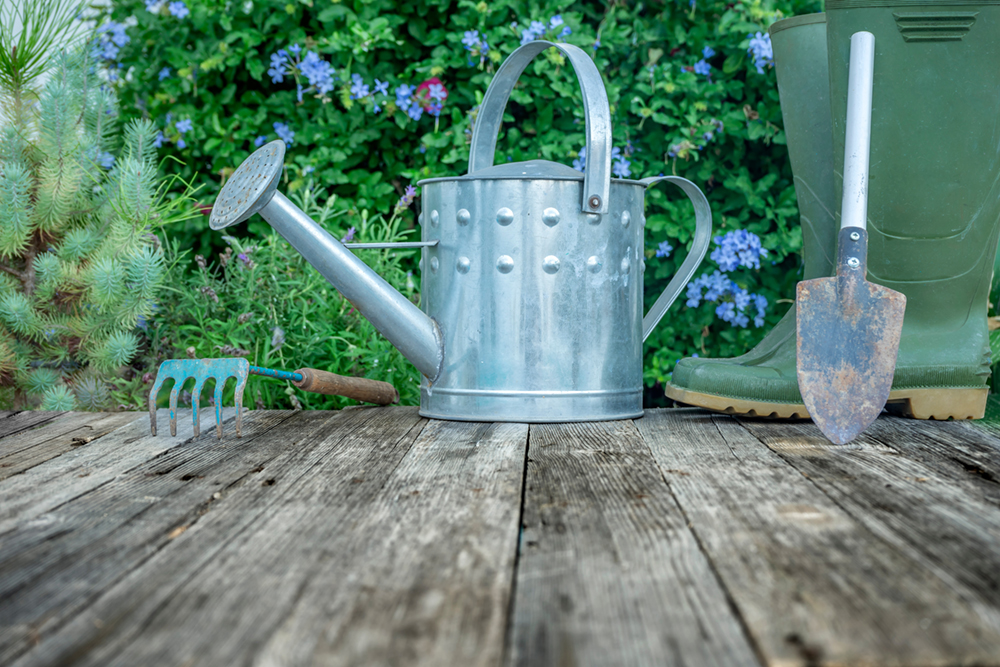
top-left (795, 31), bottom-right (905, 444)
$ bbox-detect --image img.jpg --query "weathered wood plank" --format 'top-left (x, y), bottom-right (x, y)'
top-left (260, 419), bottom-right (528, 667)
top-left (0, 412), bottom-right (139, 480)
top-left (0, 407), bottom-right (236, 536)
top-left (0, 412), bottom-right (65, 440)
top-left (638, 408), bottom-right (1000, 667)
top-left (740, 416), bottom-right (1000, 628)
top-left (9, 407), bottom-right (429, 667)
top-left (508, 420), bottom-right (760, 667)
top-left (0, 408), bottom-right (282, 664)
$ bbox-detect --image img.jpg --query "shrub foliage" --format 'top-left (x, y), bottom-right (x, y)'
top-left (97, 0), bottom-right (820, 407)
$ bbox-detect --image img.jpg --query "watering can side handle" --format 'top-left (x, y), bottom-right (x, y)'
top-left (468, 40), bottom-right (612, 215)
top-left (640, 176), bottom-right (713, 342)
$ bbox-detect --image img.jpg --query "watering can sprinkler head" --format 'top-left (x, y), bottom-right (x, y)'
top-left (208, 140), bottom-right (445, 381)
top-left (210, 140), bottom-right (285, 230)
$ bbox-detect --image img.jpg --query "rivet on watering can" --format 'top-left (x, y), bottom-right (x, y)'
top-left (847, 257), bottom-right (860, 269)
top-left (640, 259), bottom-right (646, 273)
top-left (456, 257), bottom-right (471, 274)
top-left (586, 256), bottom-right (602, 273)
top-left (430, 257), bottom-right (440, 272)
top-left (850, 231), bottom-right (860, 241)
top-left (497, 255), bottom-right (514, 273)
top-left (542, 256), bottom-right (560, 274)
top-left (640, 214), bottom-right (647, 228)
top-left (585, 213), bottom-right (602, 225)
top-left (621, 211), bottom-right (631, 227)
top-left (430, 210), bottom-right (440, 227)
top-left (588, 195), bottom-right (602, 210)
top-left (418, 212), bottom-right (424, 226)
top-left (621, 257), bottom-right (631, 274)
top-left (542, 208), bottom-right (560, 227)
top-left (496, 208), bottom-right (514, 226)
top-left (457, 209), bottom-right (471, 226)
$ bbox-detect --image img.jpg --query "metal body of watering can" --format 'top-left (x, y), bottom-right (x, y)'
top-left (210, 40), bottom-right (712, 423)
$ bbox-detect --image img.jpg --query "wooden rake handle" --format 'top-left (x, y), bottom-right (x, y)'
top-left (292, 368), bottom-right (399, 405)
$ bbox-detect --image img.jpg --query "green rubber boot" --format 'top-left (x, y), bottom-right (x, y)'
top-left (665, 14), bottom-right (838, 419)
top-left (667, 5), bottom-right (1000, 420)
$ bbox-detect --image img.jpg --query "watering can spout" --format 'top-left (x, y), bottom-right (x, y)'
top-left (209, 140), bottom-right (444, 381)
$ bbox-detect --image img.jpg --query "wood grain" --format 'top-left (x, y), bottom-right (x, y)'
top-left (9, 407), bottom-right (428, 667)
top-left (0, 407), bottom-right (237, 536)
top-left (0, 412), bottom-right (139, 480)
top-left (0, 412), bottom-right (65, 441)
top-left (740, 415), bottom-right (1000, 631)
top-left (638, 408), bottom-right (1000, 667)
top-left (507, 419), bottom-right (760, 667)
top-left (262, 419), bottom-right (528, 667)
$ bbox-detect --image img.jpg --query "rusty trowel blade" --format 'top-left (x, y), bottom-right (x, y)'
top-left (796, 266), bottom-right (905, 444)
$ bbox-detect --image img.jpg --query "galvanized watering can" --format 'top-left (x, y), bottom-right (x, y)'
top-left (210, 41), bottom-right (712, 422)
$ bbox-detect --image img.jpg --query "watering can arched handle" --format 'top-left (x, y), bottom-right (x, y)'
top-left (468, 40), bottom-right (612, 215)
top-left (640, 176), bottom-right (713, 342)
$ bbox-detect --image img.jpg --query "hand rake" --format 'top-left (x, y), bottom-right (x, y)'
top-left (148, 358), bottom-right (399, 438)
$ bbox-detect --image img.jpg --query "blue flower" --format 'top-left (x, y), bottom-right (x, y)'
top-left (303, 165), bottom-right (314, 174)
top-left (694, 59), bottom-right (712, 77)
top-left (710, 229), bottom-right (768, 272)
top-left (395, 83), bottom-right (416, 110)
top-left (175, 118), bottom-right (193, 133)
top-left (145, 0), bottom-right (164, 11)
top-left (747, 32), bottom-right (773, 74)
top-left (373, 103), bottom-right (381, 114)
top-left (268, 51), bottom-right (287, 83)
top-left (612, 156), bottom-right (631, 179)
top-left (573, 146), bottom-right (586, 172)
top-left (158, 67), bottom-right (170, 80)
top-left (703, 131), bottom-right (714, 142)
top-left (427, 83), bottom-right (446, 101)
top-left (289, 43), bottom-right (301, 54)
top-left (98, 151), bottom-right (115, 168)
top-left (168, 1), bottom-right (188, 18)
top-left (273, 121), bottom-right (294, 145)
top-left (559, 26), bottom-right (572, 38)
top-left (655, 240), bottom-right (673, 258)
top-left (407, 104), bottom-right (424, 121)
top-left (428, 102), bottom-right (443, 117)
top-left (176, 138), bottom-right (186, 149)
top-left (373, 78), bottom-right (389, 96)
top-left (153, 131), bottom-right (164, 148)
top-left (702, 45), bottom-right (716, 58)
top-left (549, 15), bottom-right (563, 28)
top-left (350, 72), bottom-right (370, 99)
top-left (254, 135), bottom-right (266, 147)
top-left (462, 30), bottom-right (481, 50)
top-left (341, 227), bottom-right (356, 242)
top-left (300, 51), bottom-right (335, 95)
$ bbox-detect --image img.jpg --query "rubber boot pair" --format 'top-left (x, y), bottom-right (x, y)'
top-left (666, 5), bottom-right (1000, 420)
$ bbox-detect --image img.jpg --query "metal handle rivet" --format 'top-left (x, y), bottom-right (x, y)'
top-left (847, 257), bottom-right (860, 269)
top-left (621, 210), bottom-right (631, 227)
top-left (588, 195), bottom-right (602, 209)
top-left (430, 210), bottom-right (440, 227)
top-left (586, 256), bottom-right (602, 273)
top-left (496, 255), bottom-right (514, 273)
top-left (496, 207), bottom-right (514, 226)
top-left (457, 209), bottom-right (471, 226)
top-left (542, 256), bottom-right (560, 274)
top-left (542, 208), bottom-right (560, 227)
top-left (456, 257), bottom-right (471, 274)
top-left (850, 231), bottom-right (860, 241)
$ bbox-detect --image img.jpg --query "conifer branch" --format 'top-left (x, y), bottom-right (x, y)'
top-left (0, 261), bottom-right (25, 281)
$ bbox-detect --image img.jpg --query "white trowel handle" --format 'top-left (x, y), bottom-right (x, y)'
top-left (841, 31), bottom-right (875, 231)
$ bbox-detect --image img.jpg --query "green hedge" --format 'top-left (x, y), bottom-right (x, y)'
top-left (102, 0), bottom-right (821, 407)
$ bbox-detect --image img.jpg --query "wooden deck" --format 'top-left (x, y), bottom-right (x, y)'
top-left (2, 407), bottom-right (1000, 666)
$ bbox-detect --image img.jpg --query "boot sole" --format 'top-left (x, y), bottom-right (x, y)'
top-left (664, 385), bottom-right (987, 421)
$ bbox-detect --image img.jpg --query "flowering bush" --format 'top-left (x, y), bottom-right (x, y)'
top-left (97, 0), bottom-right (818, 407)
